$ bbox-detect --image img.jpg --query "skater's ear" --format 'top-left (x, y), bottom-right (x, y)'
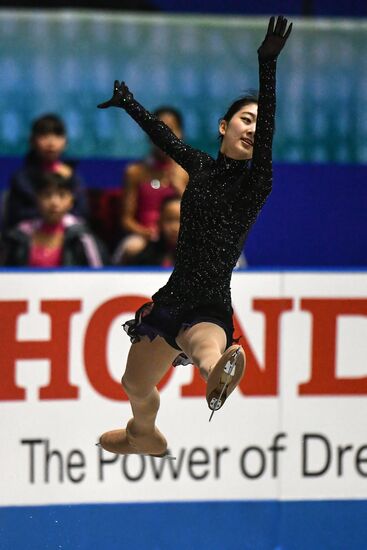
top-left (219, 119), bottom-right (227, 138)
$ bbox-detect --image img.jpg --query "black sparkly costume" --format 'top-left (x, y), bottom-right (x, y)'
top-left (121, 58), bottom-right (277, 350)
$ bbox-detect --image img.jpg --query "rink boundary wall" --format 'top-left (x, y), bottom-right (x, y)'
top-left (1, 271), bottom-right (367, 548)
top-left (1, 159), bottom-right (366, 267)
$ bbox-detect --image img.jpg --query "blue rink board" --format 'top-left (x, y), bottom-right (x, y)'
top-left (1, 500), bottom-right (367, 550)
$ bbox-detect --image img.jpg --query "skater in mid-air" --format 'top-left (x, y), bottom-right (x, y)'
top-left (97, 15), bottom-right (292, 457)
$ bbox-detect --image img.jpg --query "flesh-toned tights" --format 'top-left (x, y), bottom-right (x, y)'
top-left (121, 322), bottom-right (226, 435)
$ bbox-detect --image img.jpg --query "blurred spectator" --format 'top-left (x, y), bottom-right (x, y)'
top-left (116, 195), bottom-right (180, 267)
top-left (119, 106), bottom-right (188, 259)
top-left (0, 172), bottom-right (107, 267)
top-left (3, 113), bottom-right (88, 229)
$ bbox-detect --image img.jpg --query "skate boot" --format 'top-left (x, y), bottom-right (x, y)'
top-left (206, 345), bottom-right (245, 421)
top-left (98, 419), bottom-right (170, 458)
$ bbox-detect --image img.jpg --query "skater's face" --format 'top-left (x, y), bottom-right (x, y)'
top-left (219, 103), bottom-right (258, 160)
top-left (160, 199), bottom-right (181, 247)
top-left (31, 132), bottom-right (67, 163)
top-left (37, 185), bottom-right (74, 225)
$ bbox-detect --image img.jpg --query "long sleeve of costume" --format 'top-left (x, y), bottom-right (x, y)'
top-left (122, 98), bottom-right (209, 173)
top-left (248, 58), bottom-right (277, 192)
top-left (116, 60), bottom-right (279, 316)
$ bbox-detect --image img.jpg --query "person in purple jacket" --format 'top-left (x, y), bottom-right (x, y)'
top-left (1, 172), bottom-right (107, 267)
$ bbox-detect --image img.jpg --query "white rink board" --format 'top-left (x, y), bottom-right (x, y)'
top-left (0, 270), bottom-right (366, 506)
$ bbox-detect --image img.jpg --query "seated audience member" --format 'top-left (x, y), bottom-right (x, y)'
top-left (4, 113), bottom-right (88, 229)
top-left (1, 172), bottom-right (107, 267)
top-left (119, 106), bottom-right (188, 258)
top-left (117, 195), bottom-right (180, 267)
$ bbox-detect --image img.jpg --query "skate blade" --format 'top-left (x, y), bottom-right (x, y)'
top-left (146, 453), bottom-right (176, 460)
top-left (209, 349), bottom-right (240, 422)
top-left (209, 382), bottom-right (229, 422)
top-left (96, 442), bottom-right (175, 459)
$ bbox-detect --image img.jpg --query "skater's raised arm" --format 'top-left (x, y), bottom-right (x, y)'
top-left (98, 82), bottom-right (207, 173)
top-left (249, 16), bottom-right (292, 192)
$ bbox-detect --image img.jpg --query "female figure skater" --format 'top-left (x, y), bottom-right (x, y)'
top-left (97, 16), bottom-right (292, 457)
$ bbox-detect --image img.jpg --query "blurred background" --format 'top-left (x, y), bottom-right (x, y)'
top-left (0, 0), bottom-right (366, 267)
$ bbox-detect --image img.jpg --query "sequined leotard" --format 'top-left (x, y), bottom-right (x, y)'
top-left (122, 58), bottom-right (276, 316)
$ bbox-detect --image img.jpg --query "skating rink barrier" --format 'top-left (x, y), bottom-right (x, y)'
top-left (0, 269), bottom-right (367, 549)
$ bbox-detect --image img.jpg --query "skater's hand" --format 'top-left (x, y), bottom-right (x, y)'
top-left (97, 80), bottom-right (133, 109)
top-left (257, 15), bottom-right (292, 61)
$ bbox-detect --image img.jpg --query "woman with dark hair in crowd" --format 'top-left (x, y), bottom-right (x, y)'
top-left (114, 106), bottom-right (188, 263)
top-left (97, 16), bottom-right (292, 457)
top-left (4, 114), bottom-right (88, 229)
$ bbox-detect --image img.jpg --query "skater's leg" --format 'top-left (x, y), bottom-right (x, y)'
top-left (100, 335), bottom-right (178, 455)
top-left (121, 336), bottom-right (179, 434)
top-left (176, 322), bottom-right (245, 412)
top-left (176, 322), bottom-right (227, 380)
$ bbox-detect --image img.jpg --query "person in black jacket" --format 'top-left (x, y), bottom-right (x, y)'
top-left (3, 113), bottom-right (88, 229)
top-left (1, 172), bottom-right (107, 267)
top-left (96, 16), bottom-right (292, 457)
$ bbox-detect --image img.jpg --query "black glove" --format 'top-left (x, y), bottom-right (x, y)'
top-left (97, 80), bottom-right (133, 109)
top-left (257, 15), bottom-right (292, 61)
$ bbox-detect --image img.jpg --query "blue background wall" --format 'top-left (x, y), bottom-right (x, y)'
top-left (2, 157), bottom-right (365, 267)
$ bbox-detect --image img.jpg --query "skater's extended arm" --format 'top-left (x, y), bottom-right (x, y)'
top-left (249, 16), bottom-right (292, 193)
top-left (98, 82), bottom-right (208, 173)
